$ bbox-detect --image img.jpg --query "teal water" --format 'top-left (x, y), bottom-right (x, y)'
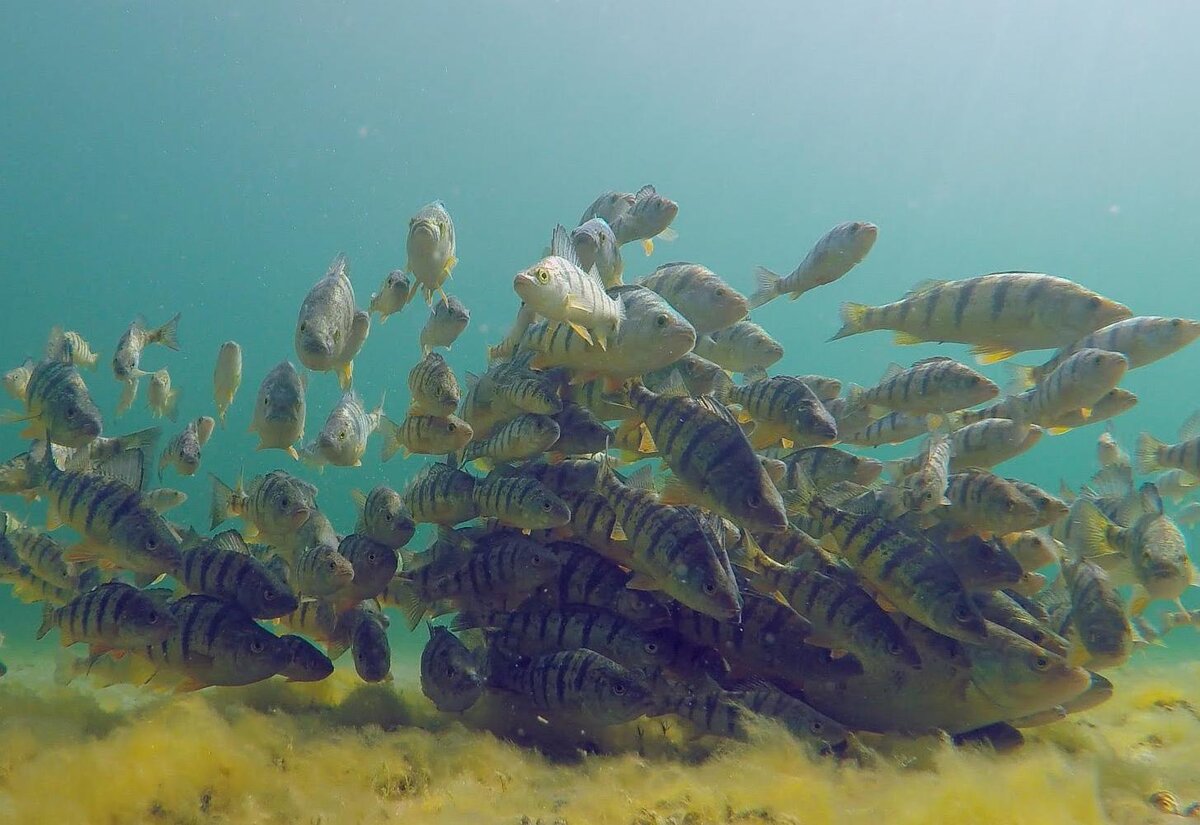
top-left (2, 2), bottom-right (1199, 685)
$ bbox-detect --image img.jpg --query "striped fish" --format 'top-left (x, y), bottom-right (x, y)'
top-left (5, 521), bottom-right (78, 588)
top-left (484, 647), bottom-right (656, 726)
top-left (368, 269), bottom-right (413, 323)
top-left (693, 320), bottom-right (784, 373)
top-left (3, 359), bottom-right (33, 401)
top-left (176, 530), bottom-right (298, 618)
top-left (46, 327), bottom-right (99, 371)
top-left (350, 485), bottom-right (415, 549)
top-left (847, 357), bottom-right (997, 420)
top-left (111, 312), bottom-right (180, 383)
top-left (407, 351), bottom-right (460, 417)
top-left (936, 471), bottom-right (1042, 539)
top-left (420, 625), bottom-right (483, 712)
top-left (419, 294), bottom-right (470, 354)
top-left (379, 413), bottom-right (472, 461)
top-left (713, 373), bottom-right (837, 450)
top-left (1018, 316), bottom-right (1200, 387)
top-left (305, 390), bottom-right (383, 468)
top-left (459, 412), bottom-right (559, 468)
top-left (401, 462), bottom-right (478, 526)
top-left (346, 602), bottom-right (391, 682)
top-left (610, 184), bottom-right (678, 253)
top-left (329, 533), bottom-right (399, 608)
top-left (146, 368), bottom-right (180, 422)
top-left (776, 446), bottom-right (883, 491)
top-left (278, 634), bottom-right (335, 682)
top-left (638, 262), bottom-right (748, 335)
top-left (5, 359), bottom-right (103, 448)
top-left (209, 470), bottom-right (316, 544)
top-left (406, 201), bottom-right (457, 305)
top-left (248, 360), bottom-right (306, 459)
top-left (728, 683), bottom-right (850, 751)
top-left (30, 445), bottom-right (182, 576)
top-left (212, 341), bottom-right (242, 427)
top-left (750, 221), bottom-right (878, 308)
top-left (570, 218), bottom-right (623, 288)
top-left (36, 582), bottom-right (175, 652)
top-left (529, 540), bottom-right (670, 628)
top-left (839, 410), bottom-right (933, 448)
top-left (832, 273), bottom-right (1131, 362)
top-left (1060, 558), bottom-right (1133, 670)
top-left (158, 417), bottom-right (210, 480)
top-left (972, 590), bottom-right (1069, 657)
top-left (471, 474), bottom-right (571, 530)
top-left (628, 379), bottom-right (787, 533)
top-left (294, 253), bottom-right (371, 390)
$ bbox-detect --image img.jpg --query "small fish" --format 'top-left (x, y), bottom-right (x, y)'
top-left (728, 684), bottom-right (850, 751)
top-left (45, 327), bottom-right (99, 371)
top-left (832, 273), bottom-right (1131, 362)
top-left (459, 412), bottom-right (559, 469)
top-left (1060, 557), bottom-right (1133, 670)
top-left (112, 312), bottom-right (180, 383)
top-left (531, 540), bottom-right (670, 628)
top-left (933, 418), bottom-right (1042, 472)
top-left (750, 221), bottom-right (878, 308)
top-left (644, 352), bottom-right (726, 398)
top-left (295, 253), bottom-right (371, 390)
top-left (929, 526), bottom-right (1025, 592)
top-left (2, 359), bottom-right (33, 401)
top-left (514, 226), bottom-right (626, 350)
top-left (937, 471), bottom-right (1042, 539)
top-left (369, 269), bottom-right (414, 322)
top-left (212, 341), bottom-right (242, 427)
top-left (629, 380), bottom-right (787, 533)
top-left (570, 218), bottom-right (624, 288)
top-left (1151, 469), bottom-right (1198, 502)
top-left (4, 359), bottom-right (103, 447)
top-left (36, 582), bottom-right (175, 653)
top-left (1176, 502), bottom-right (1200, 528)
top-left (1138, 430), bottom-right (1200, 477)
top-left (350, 486), bottom-right (416, 549)
top-left (406, 201), bottom-right (458, 304)
top-left (484, 647), bottom-right (656, 725)
top-left (407, 351), bottom-right (460, 417)
top-left (893, 433), bottom-right (953, 514)
top-left (693, 320), bottom-right (784, 373)
top-left (847, 357), bottom-right (997, 421)
top-left (1075, 496), bottom-right (1195, 604)
top-left (4, 520), bottom-right (78, 589)
top-left (420, 625), bottom-right (483, 712)
top-left (972, 590), bottom-right (1069, 657)
top-left (346, 602), bottom-right (391, 682)
top-left (177, 530), bottom-right (298, 618)
top-left (304, 391), bottom-right (384, 468)
top-left (402, 462), bottom-right (479, 526)
top-left (839, 410), bottom-right (933, 448)
top-left (777, 446), bottom-right (883, 491)
top-left (278, 634), bottom-right (335, 682)
top-left (331, 534), bottom-right (399, 608)
top-left (1003, 531), bottom-right (1060, 572)
top-left (289, 540), bottom-right (355, 598)
top-left (549, 401), bottom-right (611, 457)
top-left (471, 474), bottom-right (571, 530)
top-left (1015, 316), bottom-right (1200, 388)
top-left (611, 184), bottom-right (679, 254)
top-left (379, 413), bottom-right (472, 461)
top-left (638, 262), bottom-right (749, 335)
top-left (248, 360), bottom-right (306, 459)
top-left (158, 417), bottom-right (212, 480)
top-left (419, 295), bottom-right (470, 355)
top-left (145, 368), bottom-right (180, 422)
top-left (1097, 428), bottom-right (1130, 470)
top-left (143, 487), bottom-right (188, 514)
top-left (712, 372), bottom-right (837, 450)
top-left (210, 470), bottom-right (316, 544)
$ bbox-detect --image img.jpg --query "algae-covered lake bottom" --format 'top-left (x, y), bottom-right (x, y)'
top-left (2, 647), bottom-right (1198, 825)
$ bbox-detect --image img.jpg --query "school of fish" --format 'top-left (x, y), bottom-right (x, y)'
top-left (4, 188), bottom-right (1200, 759)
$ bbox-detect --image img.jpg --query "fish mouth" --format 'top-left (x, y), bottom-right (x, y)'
top-left (409, 223), bottom-right (439, 252)
top-left (298, 334), bottom-right (335, 359)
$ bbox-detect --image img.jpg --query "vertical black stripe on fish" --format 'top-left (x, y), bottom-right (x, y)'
top-left (990, 278), bottom-right (1011, 321)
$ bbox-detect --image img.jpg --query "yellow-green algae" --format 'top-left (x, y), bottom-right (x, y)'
top-left (2, 656), bottom-right (1198, 825)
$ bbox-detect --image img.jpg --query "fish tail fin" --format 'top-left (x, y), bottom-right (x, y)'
top-left (165, 388), bottom-right (181, 423)
top-left (36, 603), bottom-right (55, 640)
top-left (1136, 432), bottom-right (1167, 475)
top-left (829, 302), bottom-right (871, 341)
top-left (747, 266), bottom-right (782, 309)
top-left (1074, 499), bottom-right (1117, 560)
top-left (379, 417), bottom-right (402, 463)
top-left (1004, 362), bottom-right (1038, 393)
top-left (209, 473), bottom-right (236, 529)
top-left (153, 313), bottom-right (181, 351)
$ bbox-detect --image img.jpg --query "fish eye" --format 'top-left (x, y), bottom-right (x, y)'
top-left (263, 589), bottom-right (276, 602)
top-left (953, 605), bottom-right (972, 623)
top-left (612, 682), bottom-right (627, 696)
top-left (280, 498), bottom-right (289, 508)
top-left (263, 397), bottom-right (270, 406)
top-left (536, 269), bottom-right (550, 284)
top-left (644, 642), bottom-right (659, 655)
top-left (1088, 296), bottom-right (1101, 308)
top-left (146, 612), bottom-right (159, 625)
top-left (447, 422), bottom-right (456, 431)
top-left (300, 322), bottom-right (307, 332)
top-left (746, 492), bottom-right (762, 508)
top-left (1005, 501), bottom-right (1015, 512)
top-left (530, 554), bottom-right (543, 565)
top-left (887, 641), bottom-right (903, 656)
top-left (702, 582), bottom-right (717, 595)
top-left (367, 551), bottom-right (378, 562)
top-left (715, 288), bottom-right (726, 298)
top-left (327, 561), bottom-right (338, 571)
top-left (541, 500), bottom-right (553, 511)
top-left (65, 406), bottom-right (77, 419)
top-left (445, 666), bottom-right (456, 678)
top-left (655, 314), bottom-right (669, 328)
top-left (146, 537), bottom-right (158, 550)
top-left (250, 640), bottom-right (265, 654)
top-left (1033, 655), bottom-right (1050, 671)
top-left (383, 513), bottom-right (393, 522)
top-left (809, 720), bottom-right (824, 733)
top-left (338, 431), bottom-right (347, 440)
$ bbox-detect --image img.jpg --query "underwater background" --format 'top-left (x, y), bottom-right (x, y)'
top-left (3, 2), bottom-right (1200, 823)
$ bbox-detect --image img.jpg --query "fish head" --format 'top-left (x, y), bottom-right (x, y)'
top-left (522, 489), bottom-right (573, 530)
top-left (346, 540), bottom-right (400, 594)
top-left (1158, 317), bottom-right (1200, 350)
top-left (351, 612), bottom-right (391, 682)
top-left (111, 347), bottom-right (140, 381)
top-left (238, 566), bottom-right (299, 619)
top-left (731, 474), bottom-right (790, 534)
top-left (422, 626), bottom-right (485, 712)
top-left (295, 313), bottom-right (338, 362)
top-left (51, 396), bottom-right (103, 448)
top-left (364, 491), bottom-right (415, 548)
top-left (120, 589), bottom-right (178, 646)
top-left (627, 191), bottom-right (679, 237)
top-left (224, 626), bottom-right (293, 684)
top-left (570, 226), bottom-right (600, 271)
top-left (1061, 292), bottom-right (1133, 335)
top-left (589, 664), bottom-right (657, 724)
top-left (970, 627), bottom-right (1091, 712)
top-left (2, 366), bottom-right (29, 399)
top-left (408, 217), bottom-right (442, 256)
top-left (791, 398), bottom-right (839, 446)
top-left (703, 284), bottom-right (750, 333)
top-left (278, 634), bottom-right (334, 681)
top-left (513, 260), bottom-right (567, 310)
top-left (639, 307), bottom-right (698, 366)
top-left (113, 514), bottom-right (183, 577)
top-left (316, 421), bottom-right (357, 466)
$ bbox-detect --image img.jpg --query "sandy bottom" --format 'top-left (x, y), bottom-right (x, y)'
top-left (1, 648), bottom-right (1199, 825)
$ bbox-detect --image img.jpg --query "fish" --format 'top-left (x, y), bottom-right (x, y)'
top-left (176, 530), bottom-right (298, 619)
top-left (407, 351), bottom-right (460, 417)
top-left (419, 294), bottom-right (470, 354)
top-left (4, 519), bottom-right (79, 589)
top-left (212, 341), bottom-right (242, 427)
top-left (628, 379), bottom-right (787, 533)
top-left (420, 625), bottom-right (484, 712)
top-left (693, 320), bottom-right (784, 373)
top-left (143, 487), bottom-right (188, 514)
top-left (209, 469), bottom-right (316, 544)
top-left (379, 413), bottom-right (472, 461)
top-left (529, 540), bottom-right (671, 628)
top-left (470, 474), bottom-right (571, 530)
top-left (401, 462), bottom-right (479, 526)
top-left (712, 372), bottom-right (837, 450)
top-left (287, 538), bottom-right (356, 598)
top-left (145, 368), bottom-right (180, 422)
top-left (1003, 531), bottom-right (1060, 572)
top-left (484, 647), bottom-right (656, 726)
top-left (158, 417), bottom-right (212, 480)
top-left (330, 534), bottom-right (399, 608)
top-left (611, 185), bottom-right (679, 254)
top-left (35, 582), bottom-right (176, 654)
top-left (1014, 316), bottom-right (1200, 388)
top-left (45, 327), bottom-right (99, 371)
top-left (141, 595), bottom-right (291, 691)
top-left (346, 603), bottom-right (391, 682)
top-left (514, 226), bottom-right (626, 350)
top-left (638, 262), bottom-right (749, 335)
top-left (750, 221), bottom-right (878, 307)
top-left (405, 201), bottom-right (457, 304)
top-left (4, 359), bottom-right (102, 447)
top-left (847, 357), bottom-right (998, 421)
top-left (776, 446), bottom-right (883, 491)
top-left (1059, 557), bottom-right (1133, 670)
top-left (890, 433), bottom-right (953, 514)
top-left (570, 218), bottom-right (623, 288)
top-left (350, 486), bottom-right (416, 549)
top-left (934, 418), bottom-right (1042, 472)
top-left (2, 359), bottom-right (33, 401)
top-left (1137, 429), bottom-right (1200, 477)
top-left (278, 634), bottom-right (335, 682)
top-left (937, 471), bottom-right (1043, 539)
top-left (368, 269), bottom-right (414, 322)
top-left (248, 360), bottom-right (306, 459)
top-left (644, 352), bottom-right (726, 398)
top-left (839, 410), bottom-right (934, 448)
top-left (458, 412), bottom-right (559, 469)
top-left (304, 390), bottom-right (385, 468)
top-left (294, 253), bottom-right (371, 390)
top-left (29, 444), bottom-right (182, 576)
top-left (518, 285), bottom-right (696, 382)
top-left (548, 401), bottom-right (611, 457)
top-left (111, 313), bottom-right (181, 412)
top-left (832, 273), bottom-right (1132, 362)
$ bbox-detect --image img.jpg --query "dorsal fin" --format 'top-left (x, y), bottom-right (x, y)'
top-left (1140, 483), bottom-right (1164, 517)
top-left (634, 184), bottom-right (657, 200)
top-left (209, 529), bottom-right (250, 555)
top-left (880, 362), bottom-right (905, 382)
top-left (96, 448), bottom-right (145, 492)
top-left (549, 224), bottom-right (580, 265)
top-left (904, 279), bottom-right (948, 298)
top-left (1179, 410), bottom-right (1200, 442)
